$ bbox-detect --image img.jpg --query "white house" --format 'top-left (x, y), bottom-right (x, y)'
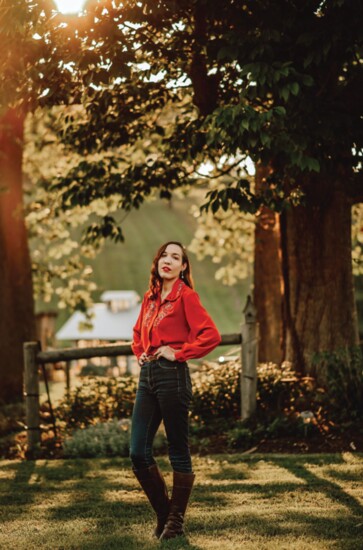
top-left (56, 290), bottom-right (141, 374)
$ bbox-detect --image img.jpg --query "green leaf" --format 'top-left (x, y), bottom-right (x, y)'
top-left (290, 82), bottom-right (300, 96)
top-left (308, 158), bottom-right (320, 172)
top-left (274, 106), bottom-right (286, 116)
top-left (260, 132), bottom-right (270, 146)
top-left (280, 87), bottom-right (290, 102)
top-left (302, 74), bottom-right (314, 86)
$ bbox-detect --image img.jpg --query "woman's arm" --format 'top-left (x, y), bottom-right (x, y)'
top-left (131, 296), bottom-right (146, 359)
top-left (174, 291), bottom-right (221, 361)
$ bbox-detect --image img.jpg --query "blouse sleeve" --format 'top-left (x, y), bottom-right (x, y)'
top-left (131, 295), bottom-right (146, 359)
top-left (174, 291), bottom-right (221, 361)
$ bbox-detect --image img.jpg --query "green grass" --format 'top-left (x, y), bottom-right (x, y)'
top-left (1, 453), bottom-right (362, 549)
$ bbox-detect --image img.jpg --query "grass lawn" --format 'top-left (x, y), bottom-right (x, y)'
top-left (0, 453), bottom-right (362, 550)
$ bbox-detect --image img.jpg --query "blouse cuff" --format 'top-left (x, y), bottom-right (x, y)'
top-left (174, 349), bottom-right (186, 362)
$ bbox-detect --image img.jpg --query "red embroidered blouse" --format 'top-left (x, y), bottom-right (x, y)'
top-left (131, 279), bottom-right (221, 362)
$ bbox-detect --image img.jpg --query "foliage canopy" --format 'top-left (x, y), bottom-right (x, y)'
top-left (47, 0), bottom-right (363, 235)
top-left (2, 0), bottom-right (362, 238)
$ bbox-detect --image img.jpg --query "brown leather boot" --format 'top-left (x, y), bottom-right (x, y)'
top-left (159, 471), bottom-right (195, 540)
top-left (132, 464), bottom-right (170, 538)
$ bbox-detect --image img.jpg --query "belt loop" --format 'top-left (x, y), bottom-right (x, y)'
top-left (146, 354), bottom-right (158, 362)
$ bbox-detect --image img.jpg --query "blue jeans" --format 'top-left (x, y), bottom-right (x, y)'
top-left (130, 358), bottom-right (193, 473)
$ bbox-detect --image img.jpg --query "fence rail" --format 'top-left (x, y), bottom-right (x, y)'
top-left (36, 333), bottom-right (242, 364)
top-left (23, 295), bottom-right (258, 455)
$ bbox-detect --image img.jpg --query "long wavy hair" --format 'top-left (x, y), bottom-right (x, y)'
top-left (149, 241), bottom-right (194, 298)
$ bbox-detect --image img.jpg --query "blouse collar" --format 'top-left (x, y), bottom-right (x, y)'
top-left (160, 278), bottom-right (185, 302)
top-left (146, 278), bottom-right (185, 302)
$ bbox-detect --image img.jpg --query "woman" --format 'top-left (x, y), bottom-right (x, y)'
top-left (130, 241), bottom-right (221, 540)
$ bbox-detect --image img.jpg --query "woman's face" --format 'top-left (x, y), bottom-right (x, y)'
top-left (158, 243), bottom-right (187, 282)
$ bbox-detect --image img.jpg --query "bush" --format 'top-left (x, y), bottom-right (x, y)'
top-left (56, 375), bottom-right (137, 429)
top-left (62, 418), bottom-right (168, 459)
top-left (51, 355), bottom-right (362, 458)
top-left (63, 419), bottom-right (130, 458)
top-left (57, 361), bottom-right (315, 433)
top-left (190, 359), bottom-right (314, 427)
top-left (257, 361), bottom-right (315, 419)
top-left (190, 360), bottom-right (241, 425)
top-left (311, 346), bottom-right (363, 419)
top-left (0, 402), bottom-right (25, 437)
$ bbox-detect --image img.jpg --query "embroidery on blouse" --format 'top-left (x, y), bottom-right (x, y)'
top-left (154, 302), bottom-right (174, 326)
top-left (153, 281), bottom-right (184, 327)
top-left (143, 301), bottom-right (156, 328)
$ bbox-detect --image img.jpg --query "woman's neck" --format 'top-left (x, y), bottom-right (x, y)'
top-left (161, 277), bottom-right (178, 298)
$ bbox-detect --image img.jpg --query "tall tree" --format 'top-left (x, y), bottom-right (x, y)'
top-left (254, 165), bottom-right (283, 364)
top-left (0, 0), bottom-right (75, 401)
top-left (0, 108), bottom-right (36, 401)
top-left (7, 0), bottom-right (361, 385)
top-left (52, 0), bottom-right (362, 378)
top-left (0, 2), bottom-right (37, 402)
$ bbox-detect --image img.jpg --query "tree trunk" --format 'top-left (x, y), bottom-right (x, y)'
top-left (254, 165), bottom-right (283, 364)
top-left (280, 178), bottom-right (359, 379)
top-left (0, 108), bottom-right (36, 403)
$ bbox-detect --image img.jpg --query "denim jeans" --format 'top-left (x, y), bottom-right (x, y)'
top-left (129, 358), bottom-right (193, 473)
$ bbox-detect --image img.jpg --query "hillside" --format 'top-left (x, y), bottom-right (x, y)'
top-left (35, 190), bottom-right (363, 351)
top-left (90, 195), bottom-right (249, 331)
top-left (38, 192), bottom-right (251, 349)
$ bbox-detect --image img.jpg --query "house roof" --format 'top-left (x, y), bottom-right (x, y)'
top-left (100, 290), bottom-right (139, 303)
top-left (56, 302), bottom-right (141, 341)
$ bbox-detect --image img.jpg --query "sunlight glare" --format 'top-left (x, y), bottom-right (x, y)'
top-left (54, 0), bottom-right (86, 14)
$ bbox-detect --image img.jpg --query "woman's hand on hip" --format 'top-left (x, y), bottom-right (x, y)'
top-left (155, 346), bottom-right (177, 361)
top-left (138, 352), bottom-right (148, 365)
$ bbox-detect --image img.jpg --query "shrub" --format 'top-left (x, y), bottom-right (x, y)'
top-left (311, 346), bottom-right (363, 419)
top-left (190, 359), bottom-right (314, 427)
top-left (257, 361), bottom-right (315, 419)
top-left (225, 423), bottom-right (255, 450)
top-left (63, 418), bottom-right (130, 458)
top-left (51, 355), bottom-right (362, 458)
top-left (190, 360), bottom-right (241, 425)
top-left (56, 375), bottom-right (137, 429)
top-left (0, 402), bottom-right (25, 437)
top-left (62, 418), bottom-right (168, 459)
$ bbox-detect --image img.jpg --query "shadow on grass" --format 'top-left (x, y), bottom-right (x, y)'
top-left (208, 453), bottom-right (359, 468)
top-left (1, 454), bottom-right (362, 549)
top-left (200, 453), bottom-right (363, 516)
top-left (323, 467), bottom-right (363, 482)
top-left (0, 460), bottom-right (37, 509)
top-left (190, 510), bottom-right (362, 550)
top-left (267, 455), bottom-right (363, 517)
top-left (0, 458), bottom-right (203, 549)
top-left (74, 534), bottom-right (203, 550)
top-left (191, 453), bottom-right (363, 548)
top-left (0, 458), bottom-right (129, 522)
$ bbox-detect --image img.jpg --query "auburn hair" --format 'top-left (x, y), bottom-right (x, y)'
top-left (149, 241), bottom-right (194, 298)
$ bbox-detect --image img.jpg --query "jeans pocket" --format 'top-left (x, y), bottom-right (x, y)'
top-left (158, 358), bottom-right (178, 370)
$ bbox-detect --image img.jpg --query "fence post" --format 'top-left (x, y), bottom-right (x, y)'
top-left (23, 341), bottom-right (41, 455)
top-left (65, 362), bottom-right (70, 400)
top-left (240, 295), bottom-right (259, 421)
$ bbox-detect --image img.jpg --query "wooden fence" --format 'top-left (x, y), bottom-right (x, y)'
top-left (23, 295), bottom-right (259, 453)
